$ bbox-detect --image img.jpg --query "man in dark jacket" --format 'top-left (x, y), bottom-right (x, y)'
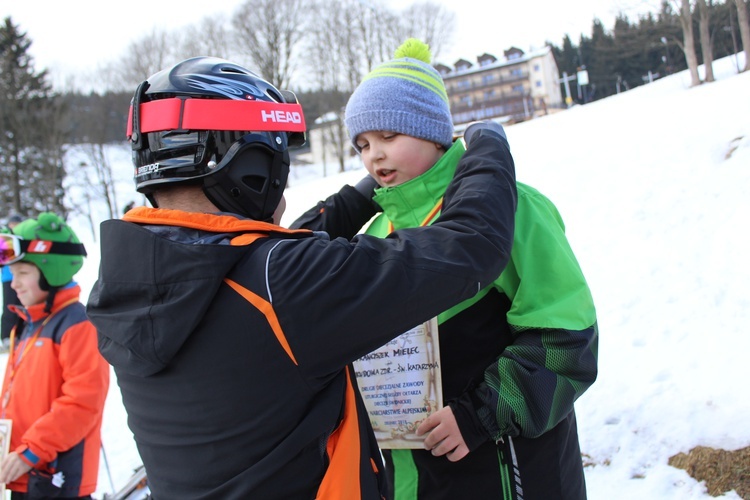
top-left (86, 56), bottom-right (517, 500)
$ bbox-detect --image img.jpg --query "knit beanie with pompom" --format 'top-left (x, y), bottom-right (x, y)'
top-left (345, 38), bottom-right (453, 151)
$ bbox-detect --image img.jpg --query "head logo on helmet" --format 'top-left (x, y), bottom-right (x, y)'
top-left (127, 57), bottom-right (307, 222)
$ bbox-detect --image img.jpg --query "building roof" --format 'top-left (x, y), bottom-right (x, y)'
top-left (439, 46), bottom-right (553, 79)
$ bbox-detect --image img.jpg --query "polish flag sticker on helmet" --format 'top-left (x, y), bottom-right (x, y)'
top-left (27, 239), bottom-right (53, 254)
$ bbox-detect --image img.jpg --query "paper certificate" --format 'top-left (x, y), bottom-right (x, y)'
top-left (0, 418), bottom-right (11, 496)
top-left (353, 318), bottom-right (442, 448)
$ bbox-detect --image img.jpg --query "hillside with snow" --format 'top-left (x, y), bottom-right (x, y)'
top-left (2, 54), bottom-right (748, 499)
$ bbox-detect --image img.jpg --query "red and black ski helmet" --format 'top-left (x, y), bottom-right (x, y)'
top-left (127, 56), bottom-right (306, 221)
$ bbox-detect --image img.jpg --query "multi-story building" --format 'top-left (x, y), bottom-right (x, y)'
top-left (436, 46), bottom-right (563, 128)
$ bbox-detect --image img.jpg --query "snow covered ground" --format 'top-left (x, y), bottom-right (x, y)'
top-left (2, 53), bottom-right (748, 499)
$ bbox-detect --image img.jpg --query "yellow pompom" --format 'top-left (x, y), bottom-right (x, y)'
top-left (394, 38), bottom-right (432, 64)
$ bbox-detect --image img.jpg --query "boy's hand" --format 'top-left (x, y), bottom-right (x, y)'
top-left (463, 121), bottom-right (508, 146)
top-left (416, 406), bottom-right (470, 462)
top-left (0, 451), bottom-right (33, 484)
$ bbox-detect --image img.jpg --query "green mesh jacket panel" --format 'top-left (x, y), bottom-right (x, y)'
top-left (473, 184), bottom-right (598, 439)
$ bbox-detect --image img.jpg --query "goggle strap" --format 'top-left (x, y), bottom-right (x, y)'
top-left (19, 240), bottom-right (88, 257)
top-left (126, 98), bottom-right (306, 137)
top-left (130, 80), bottom-right (151, 151)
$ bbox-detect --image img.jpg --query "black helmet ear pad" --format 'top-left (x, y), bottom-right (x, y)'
top-left (202, 139), bottom-right (289, 222)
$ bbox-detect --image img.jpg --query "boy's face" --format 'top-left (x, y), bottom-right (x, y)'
top-left (355, 131), bottom-right (444, 187)
top-left (9, 262), bottom-right (48, 308)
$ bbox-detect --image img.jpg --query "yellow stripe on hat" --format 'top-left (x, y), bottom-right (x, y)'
top-left (363, 62), bottom-right (448, 103)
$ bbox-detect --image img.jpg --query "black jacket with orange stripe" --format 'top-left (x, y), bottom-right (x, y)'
top-left (87, 132), bottom-right (516, 500)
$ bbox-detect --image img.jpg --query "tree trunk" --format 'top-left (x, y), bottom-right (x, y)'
top-left (735, 0), bottom-right (750, 72)
top-left (696, 0), bottom-right (714, 81)
top-left (680, 0), bottom-right (702, 86)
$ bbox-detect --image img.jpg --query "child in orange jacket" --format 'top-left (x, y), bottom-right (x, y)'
top-left (0, 213), bottom-right (109, 499)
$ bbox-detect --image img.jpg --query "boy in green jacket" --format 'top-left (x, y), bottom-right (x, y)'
top-left (292, 39), bottom-right (598, 499)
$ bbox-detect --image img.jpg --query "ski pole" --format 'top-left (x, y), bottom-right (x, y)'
top-left (101, 443), bottom-right (116, 494)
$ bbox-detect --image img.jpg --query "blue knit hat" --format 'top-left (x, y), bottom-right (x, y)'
top-left (345, 38), bottom-right (453, 151)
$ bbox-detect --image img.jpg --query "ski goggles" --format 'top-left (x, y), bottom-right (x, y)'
top-left (127, 92), bottom-right (307, 148)
top-left (0, 233), bottom-right (87, 266)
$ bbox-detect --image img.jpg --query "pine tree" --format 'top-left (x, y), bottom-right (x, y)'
top-left (589, 18), bottom-right (618, 98)
top-left (0, 16), bottom-right (68, 218)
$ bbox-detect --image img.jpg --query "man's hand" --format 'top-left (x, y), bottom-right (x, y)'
top-left (416, 406), bottom-right (470, 462)
top-left (353, 175), bottom-right (382, 211)
top-left (0, 451), bottom-right (32, 484)
top-left (463, 121), bottom-right (508, 146)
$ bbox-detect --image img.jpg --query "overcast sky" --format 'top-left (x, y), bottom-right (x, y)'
top-left (2, 0), bottom-right (659, 86)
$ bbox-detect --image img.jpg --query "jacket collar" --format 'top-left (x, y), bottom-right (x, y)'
top-left (123, 207), bottom-right (310, 237)
top-left (372, 141), bottom-right (465, 230)
top-left (9, 283), bottom-right (80, 323)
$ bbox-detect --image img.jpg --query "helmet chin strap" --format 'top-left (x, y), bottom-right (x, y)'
top-left (39, 274), bottom-right (59, 314)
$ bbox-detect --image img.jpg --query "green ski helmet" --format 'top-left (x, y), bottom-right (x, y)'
top-left (12, 212), bottom-right (86, 289)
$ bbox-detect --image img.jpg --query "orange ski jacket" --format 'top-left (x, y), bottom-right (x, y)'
top-left (1, 284), bottom-right (110, 496)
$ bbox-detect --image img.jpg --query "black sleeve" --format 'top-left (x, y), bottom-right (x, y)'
top-left (269, 133), bottom-right (518, 376)
top-left (289, 185), bottom-right (378, 240)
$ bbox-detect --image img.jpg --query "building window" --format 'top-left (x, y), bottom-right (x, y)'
top-left (484, 90), bottom-right (495, 101)
top-left (511, 68), bottom-right (523, 77)
top-left (457, 79), bottom-right (472, 90)
top-left (512, 84), bottom-right (524, 93)
top-left (482, 74), bottom-right (494, 85)
top-left (534, 64), bottom-right (540, 72)
top-left (460, 95), bottom-right (472, 106)
top-left (535, 81), bottom-right (542, 87)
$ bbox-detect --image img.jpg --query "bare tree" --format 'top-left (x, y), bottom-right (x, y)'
top-left (353, 0), bottom-right (404, 73)
top-left (735, 0), bottom-right (750, 72)
top-left (306, 0), bottom-right (363, 173)
top-left (397, 2), bottom-right (456, 61)
top-left (674, 0), bottom-right (702, 86)
top-left (65, 143), bottom-right (120, 240)
top-left (695, 0), bottom-right (714, 82)
top-left (231, 0), bottom-right (309, 88)
top-left (177, 14), bottom-right (232, 60)
top-left (114, 28), bottom-right (178, 91)
top-left (82, 144), bottom-right (119, 220)
top-left (99, 19), bottom-right (235, 93)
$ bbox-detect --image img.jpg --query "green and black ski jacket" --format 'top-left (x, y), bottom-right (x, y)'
top-left (294, 138), bottom-right (598, 500)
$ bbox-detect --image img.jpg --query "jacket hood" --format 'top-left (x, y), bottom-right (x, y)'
top-left (87, 208), bottom-right (309, 376)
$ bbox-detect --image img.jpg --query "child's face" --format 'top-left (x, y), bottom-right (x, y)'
top-left (355, 131), bottom-right (444, 187)
top-left (9, 262), bottom-right (48, 308)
